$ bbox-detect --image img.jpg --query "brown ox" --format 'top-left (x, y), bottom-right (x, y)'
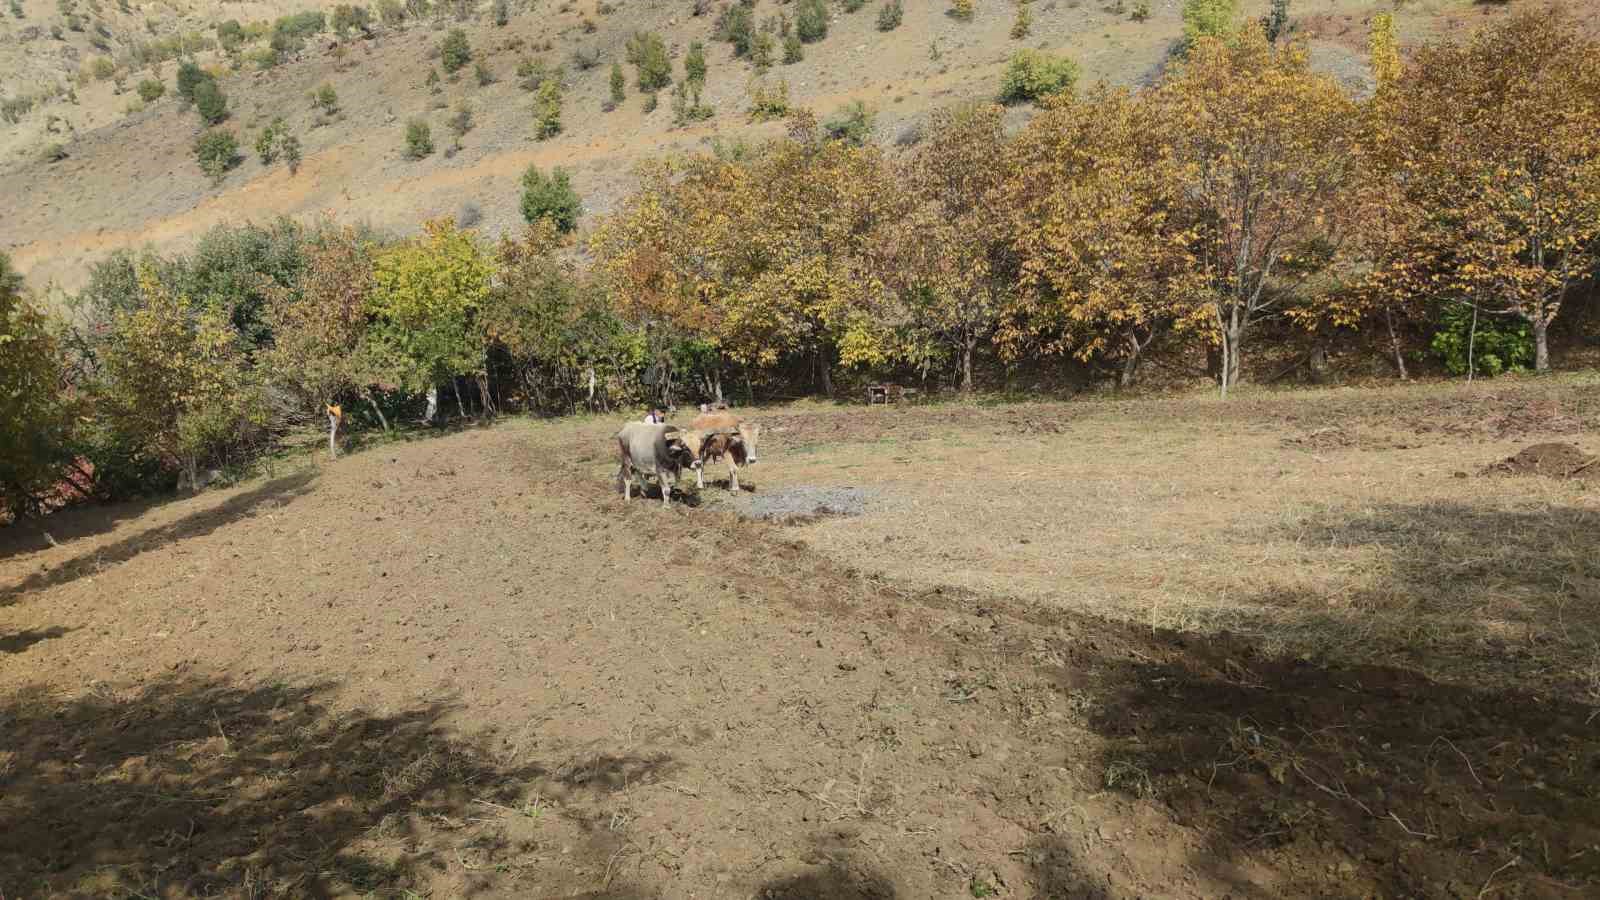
top-left (684, 411), bottom-right (761, 492)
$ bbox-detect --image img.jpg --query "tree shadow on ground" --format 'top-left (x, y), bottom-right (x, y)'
top-left (754, 832), bottom-right (899, 899)
top-left (0, 674), bottom-right (667, 898)
top-left (1241, 500), bottom-right (1600, 691)
top-left (0, 470), bottom-right (318, 603)
top-left (1053, 578), bottom-right (1600, 897)
top-left (0, 625), bottom-right (76, 654)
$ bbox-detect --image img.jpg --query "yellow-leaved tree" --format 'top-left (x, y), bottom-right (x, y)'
top-left (1000, 87), bottom-right (1210, 387)
top-left (1157, 26), bottom-right (1363, 396)
top-left (366, 218), bottom-right (497, 419)
top-left (97, 265), bottom-right (265, 489)
top-left (869, 103), bottom-right (1015, 393)
top-left (1378, 10), bottom-right (1600, 372)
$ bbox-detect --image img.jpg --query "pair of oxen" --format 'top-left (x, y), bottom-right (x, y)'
top-left (614, 411), bottom-right (761, 506)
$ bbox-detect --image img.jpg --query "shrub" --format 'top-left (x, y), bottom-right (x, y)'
top-left (747, 78), bottom-right (789, 120)
top-left (843, 0), bottom-right (866, 10)
top-left (877, 0), bottom-right (903, 31)
top-left (331, 4), bottom-right (370, 36)
top-left (216, 19), bottom-right (246, 51)
top-left (193, 77), bottom-right (229, 124)
top-left (281, 135), bottom-right (302, 173)
top-left (1132, 0), bottom-right (1151, 20)
top-left (90, 56), bottom-right (117, 80)
top-left (671, 80), bottom-right (712, 124)
top-left (610, 61), bottom-right (626, 104)
top-left (1430, 304), bottom-right (1533, 378)
top-left (136, 78), bottom-right (165, 102)
top-left (493, 0), bottom-right (509, 27)
top-left (626, 31), bottom-right (671, 91)
top-left (999, 49), bottom-right (1078, 103)
top-left (42, 142), bottom-right (69, 163)
top-left (796, 0), bottom-right (827, 42)
top-left (193, 128), bottom-right (240, 180)
top-left (823, 100), bottom-right (873, 145)
top-left (405, 118), bottom-right (434, 158)
top-left (1012, 2), bottom-right (1032, 38)
top-left (1182, 0), bottom-right (1239, 44)
top-left (0, 254), bottom-right (76, 518)
top-left (751, 32), bottom-right (774, 70)
top-left (949, 0), bottom-right (975, 21)
top-left (448, 100), bottom-right (473, 138)
top-left (520, 164), bottom-right (581, 232)
top-left (715, 4), bottom-right (756, 55)
top-left (440, 28), bottom-right (471, 73)
top-left (426, 67), bottom-right (441, 93)
top-left (255, 118), bottom-right (286, 163)
top-left (783, 33), bottom-right (803, 64)
top-left (685, 40), bottom-right (707, 86)
top-left (642, 91), bottom-right (658, 113)
top-left (475, 61), bottom-right (494, 85)
top-left (534, 79), bottom-right (562, 139)
top-left (314, 82), bottom-right (339, 114)
top-left (378, 0), bottom-right (405, 26)
top-left (1262, 0), bottom-right (1290, 42)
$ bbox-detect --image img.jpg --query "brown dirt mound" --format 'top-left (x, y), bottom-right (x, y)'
top-left (1483, 442), bottom-right (1598, 478)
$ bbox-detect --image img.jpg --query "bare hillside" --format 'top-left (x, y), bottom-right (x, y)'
top-left (0, 0), bottom-right (1568, 292)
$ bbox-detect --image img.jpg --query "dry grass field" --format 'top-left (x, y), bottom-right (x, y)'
top-left (3, 376), bottom-right (1598, 898)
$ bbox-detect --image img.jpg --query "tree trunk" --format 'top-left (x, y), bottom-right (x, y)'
top-left (817, 349), bottom-right (833, 396)
top-left (363, 389), bottom-right (390, 433)
top-left (1532, 315), bottom-right (1550, 372)
top-left (477, 373), bottom-right (495, 417)
top-left (1384, 306), bottom-right (1408, 381)
top-left (1467, 301), bottom-right (1479, 383)
top-left (327, 409), bottom-right (339, 459)
top-left (1218, 325), bottom-right (1244, 399)
top-left (424, 386), bottom-right (439, 423)
top-left (960, 334), bottom-right (975, 394)
top-left (454, 377), bottom-right (468, 418)
top-left (1118, 331), bottom-right (1144, 389)
top-left (586, 366), bottom-right (597, 411)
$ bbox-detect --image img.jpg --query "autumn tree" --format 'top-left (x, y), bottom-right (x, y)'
top-left (1001, 88), bottom-right (1210, 387)
top-left (1156, 27), bottom-right (1362, 395)
top-left (869, 103), bottom-right (1016, 392)
top-left (1, 254), bottom-right (77, 516)
top-left (262, 225), bottom-right (389, 453)
top-left (366, 219), bottom-right (496, 419)
top-left (1375, 10), bottom-right (1600, 372)
top-left (96, 265), bottom-right (265, 489)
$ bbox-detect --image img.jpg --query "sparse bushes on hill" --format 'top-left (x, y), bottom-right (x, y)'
top-left (440, 28), bottom-right (471, 74)
top-left (823, 100), bottom-right (874, 145)
top-left (1182, 0), bottom-right (1239, 45)
top-left (0, 254), bottom-right (77, 519)
top-left (475, 61), bottom-right (495, 85)
top-left (494, 0), bottom-right (509, 27)
top-left (843, 0), bottom-right (867, 11)
top-left (255, 118), bottom-right (287, 163)
top-left (783, 33), bottom-right (803, 64)
top-left (216, 19), bottom-right (246, 52)
top-left (378, 0), bottom-right (405, 26)
top-left (193, 77), bottom-right (229, 124)
top-left (448, 101), bottom-right (473, 141)
top-left (136, 79), bottom-right (165, 102)
top-left (685, 41), bottom-right (708, 86)
top-left (534, 79), bottom-right (563, 139)
top-left (404, 118), bottom-right (434, 159)
top-left (949, 0), bottom-right (975, 21)
top-left (520, 165), bottom-right (581, 232)
top-left (627, 31), bottom-right (671, 91)
top-left (332, 4), bottom-right (371, 37)
top-left (609, 61), bottom-right (626, 106)
top-left (999, 49), bottom-right (1078, 103)
top-left (750, 32), bottom-right (775, 70)
top-left (747, 78), bottom-right (789, 120)
top-left (715, 3), bottom-right (755, 56)
top-left (796, 0), bottom-right (827, 43)
top-left (193, 128), bottom-right (240, 181)
top-left (1013, 1), bottom-right (1033, 38)
top-left (315, 82), bottom-right (339, 115)
top-left (877, 1), bottom-right (904, 31)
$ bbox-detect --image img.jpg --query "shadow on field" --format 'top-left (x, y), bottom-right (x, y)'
top-left (755, 833), bottom-right (899, 899)
top-left (0, 674), bottom-right (664, 898)
top-left (1251, 501), bottom-right (1600, 684)
top-left (0, 470), bottom-right (317, 604)
top-left (1076, 626), bottom-right (1600, 898)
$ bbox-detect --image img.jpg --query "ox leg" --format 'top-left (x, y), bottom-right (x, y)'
top-left (696, 465), bottom-right (705, 489)
top-left (728, 459), bottom-right (740, 492)
top-left (661, 477), bottom-right (672, 508)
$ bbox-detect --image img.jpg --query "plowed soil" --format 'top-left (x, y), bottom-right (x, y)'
top-left (3, 378), bottom-right (1599, 898)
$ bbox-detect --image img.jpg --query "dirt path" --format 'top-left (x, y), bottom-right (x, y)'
top-left (2, 407), bottom-right (1597, 898)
